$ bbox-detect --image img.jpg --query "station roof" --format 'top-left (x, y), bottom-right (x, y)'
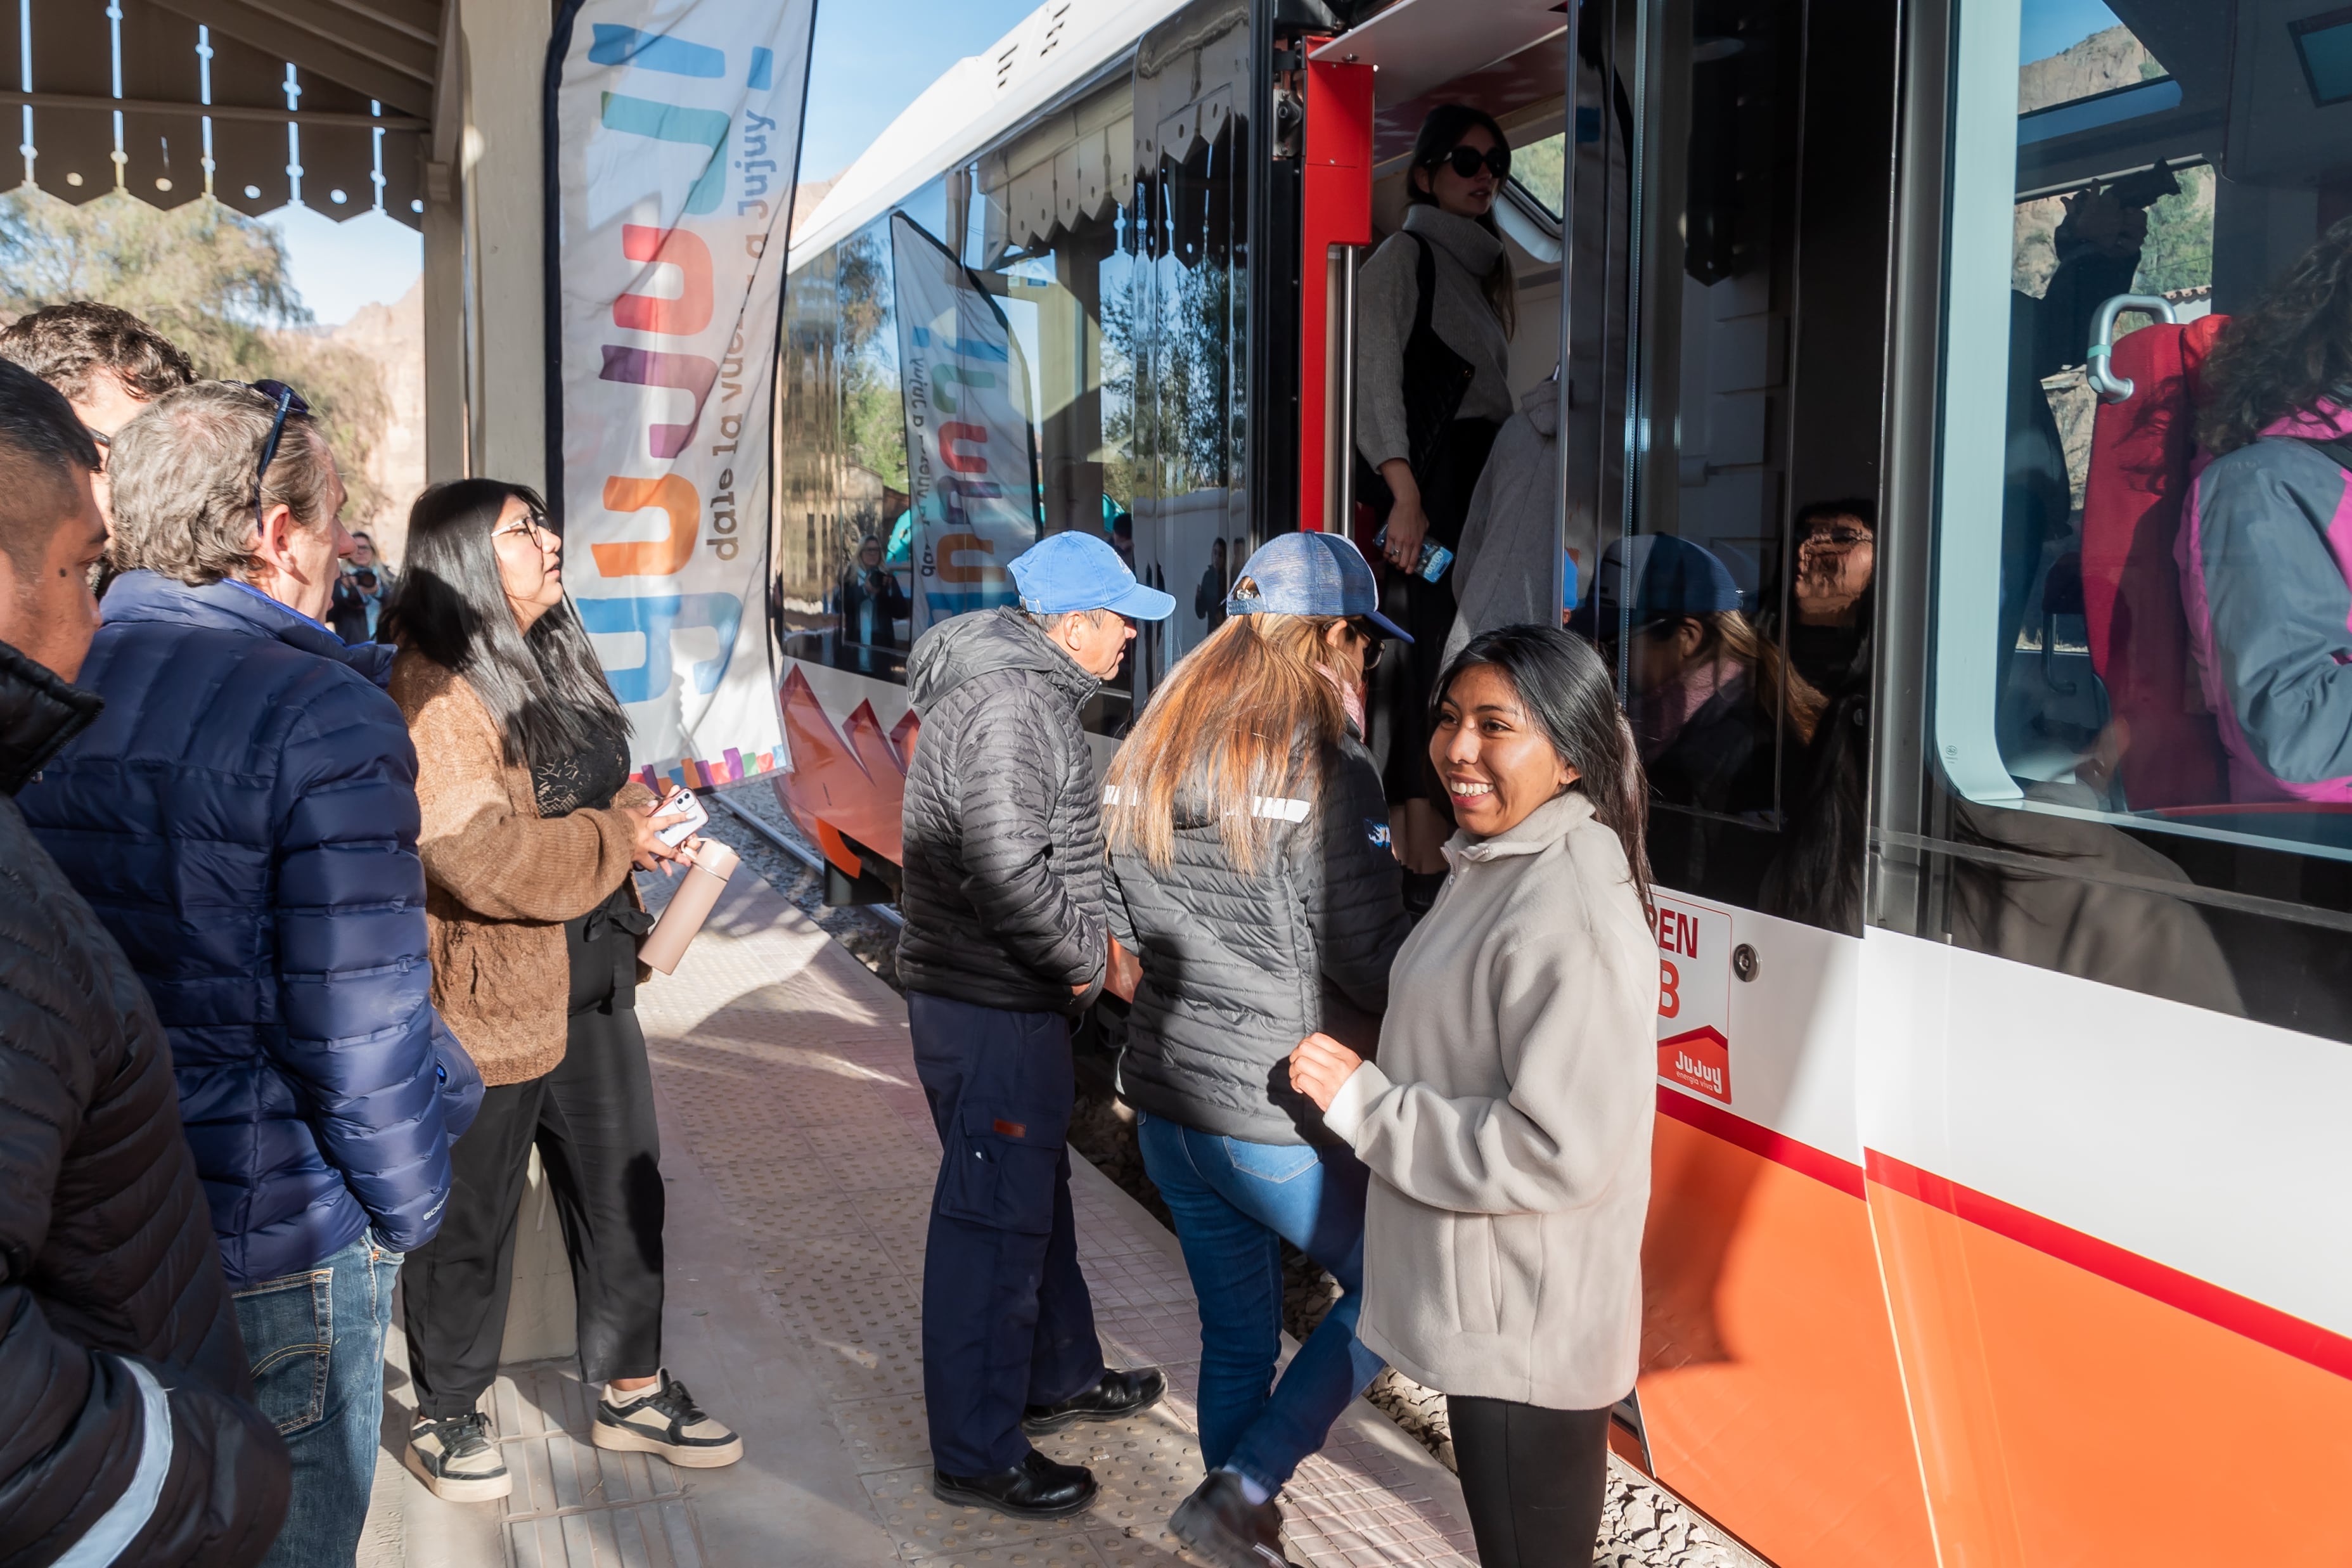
top-left (6, 0), bottom-right (447, 231)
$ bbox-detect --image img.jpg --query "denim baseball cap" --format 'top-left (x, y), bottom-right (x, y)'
top-left (1226, 530), bottom-right (1410, 641)
top-left (1007, 530), bottom-right (1175, 620)
top-left (1593, 534), bottom-right (1740, 627)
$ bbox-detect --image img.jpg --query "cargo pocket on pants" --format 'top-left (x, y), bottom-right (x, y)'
top-left (233, 1268), bottom-right (334, 1434)
top-left (937, 1101), bottom-right (1065, 1236)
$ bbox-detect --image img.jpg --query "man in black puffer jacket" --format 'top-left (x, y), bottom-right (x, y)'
top-left (898, 532), bottom-right (1173, 1522)
top-left (0, 360), bottom-right (290, 1565)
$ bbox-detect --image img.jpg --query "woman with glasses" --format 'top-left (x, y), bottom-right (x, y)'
top-left (383, 480), bottom-right (742, 1501)
top-left (1358, 101), bottom-right (1522, 909)
top-left (1099, 532), bottom-right (1413, 1568)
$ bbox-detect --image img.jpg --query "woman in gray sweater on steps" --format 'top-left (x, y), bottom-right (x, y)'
top-left (1357, 102), bottom-right (1520, 899)
top-left (1290, 625), bottom-right (1659, 1568)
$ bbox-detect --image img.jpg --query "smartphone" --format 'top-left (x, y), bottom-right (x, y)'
top-left (655, 787), bottom-right (709, 847)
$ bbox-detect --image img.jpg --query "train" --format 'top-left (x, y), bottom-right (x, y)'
top-left (763, 0), bottom-right (2352, 1562)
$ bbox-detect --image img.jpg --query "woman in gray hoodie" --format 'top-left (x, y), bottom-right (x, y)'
top-left (1358, 102), bottom-right (1520, 900)
top-left (1291, 626), bottom-right (1658, 1568)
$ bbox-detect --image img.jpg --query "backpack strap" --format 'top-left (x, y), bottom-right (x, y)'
top-left (2290, 434), bottom-right (2352, 475)
top-left (1408, 231), bottom-right (1437, 343)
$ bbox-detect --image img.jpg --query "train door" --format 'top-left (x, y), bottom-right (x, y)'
top-left (1870, 0), bottom-right (2352, 1560)
top-left (1552, 3), bottom-right (1932, 1564)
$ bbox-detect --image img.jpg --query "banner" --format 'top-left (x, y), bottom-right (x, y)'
top-left (889, 213), bottom-right (1042, 634)
top-left (548, 0), bottom-right (815, 790)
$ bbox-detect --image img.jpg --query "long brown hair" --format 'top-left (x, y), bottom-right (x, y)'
top-left (1103, 603), bottom-right (1350, 876)
top-left (1647, 609), bottom-right (1826, 745)
top-left (1406, 102), bottom-right (1519, 337)
top-left (2198, 215), bottom-right (2352, 456)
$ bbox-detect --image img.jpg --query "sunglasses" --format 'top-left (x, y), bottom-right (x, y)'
top-left (247, 379), bottom-right (311, 520)
top-left (1803, 527), bottom-right (1874, 549)
top-left (1347, 617), bottom-right (1389, 669)
top-left (1434, 143), bottom-right (1511, 181)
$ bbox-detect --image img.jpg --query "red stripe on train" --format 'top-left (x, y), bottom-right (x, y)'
top-left (1655, 1085), bottom-right (1867, 1198)
top-left (1863, 1148), bottom-right (2352, 1384)
top-left (1655, 1088), bottom-right (2352, 1382)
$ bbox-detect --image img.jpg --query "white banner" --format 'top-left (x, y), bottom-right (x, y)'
top-left (889, 213), bottom-right (1041, 634)
top-left (549, 0), bottom-right (814, 790)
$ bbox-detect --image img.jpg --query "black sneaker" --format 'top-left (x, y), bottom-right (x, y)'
top-left (933, 1448), bottom-right (1099, 1519)
top-left (1021, 1366), bottom-right (1167, 1434)
top-left (405, 1411), bottom-right (511, 1503)
top-left (1171, 1470), bottom-right (1299, 1568)
top-left (591, 1370), bottom-right (744, 1468)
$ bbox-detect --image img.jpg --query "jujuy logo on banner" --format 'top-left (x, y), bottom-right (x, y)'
top-left (548, 1), bottom-right (817, 791)
top-left (889, 213), bottom-right (1043, 635)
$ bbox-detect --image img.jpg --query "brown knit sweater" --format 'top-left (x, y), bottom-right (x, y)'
top-left (390, 649), bottom-right (655, 1086)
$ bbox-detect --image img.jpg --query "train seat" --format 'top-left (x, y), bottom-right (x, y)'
top-left (2078, 311), bottom-right (2230, 811)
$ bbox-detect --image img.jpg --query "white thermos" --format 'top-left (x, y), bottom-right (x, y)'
top-left (638, 838), bottom-right (739, 975)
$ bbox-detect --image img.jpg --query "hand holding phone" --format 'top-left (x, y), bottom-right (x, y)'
top-left (654, 787), bottom-right (709, 847)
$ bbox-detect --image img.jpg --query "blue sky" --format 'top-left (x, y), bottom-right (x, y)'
top-left (2020, 0), bottom-right (2124, 63)
top-left (272, 0), bottom-right (1034, 325)
top-left (797, 0), bottom-right (1037, 183)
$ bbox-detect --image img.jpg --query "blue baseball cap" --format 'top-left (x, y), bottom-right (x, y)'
top-left (1007, 531), bottom-right (1175, 620)
top-left (1593, 535), bottom-right (1740, 628)
top-left (1226, 531), bottom-right (1411, 641)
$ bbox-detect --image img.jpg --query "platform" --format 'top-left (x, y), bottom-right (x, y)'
top-left (361, 854), bottom-right (1497, 1567)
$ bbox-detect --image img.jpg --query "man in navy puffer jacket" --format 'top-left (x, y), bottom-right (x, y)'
top-left (22, 380), bottom-right (482, 1568)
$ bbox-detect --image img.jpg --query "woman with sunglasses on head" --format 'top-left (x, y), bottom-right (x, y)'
top-left (1100, 532), bottom-right (1414, 1568)
top-left (1289, 626), bottom-right (1659, 1568)
top-left (383, 479), bottom-right (743, 1501)
top-left (1358, 102), bottom-right (1522, 909)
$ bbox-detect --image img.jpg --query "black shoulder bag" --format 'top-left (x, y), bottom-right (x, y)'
top-left (1354, 233), bottom-right (1478, 527)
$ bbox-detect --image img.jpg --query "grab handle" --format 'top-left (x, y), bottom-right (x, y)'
top-left (2085, 293), bottom-right (2178, 404)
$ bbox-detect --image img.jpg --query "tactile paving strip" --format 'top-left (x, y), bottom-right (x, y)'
top-left (627, 867), bottom-right (1483, 1568)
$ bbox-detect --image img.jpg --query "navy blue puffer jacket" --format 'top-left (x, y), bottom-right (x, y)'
top-left (20, 572), bottom-right (481, 1287)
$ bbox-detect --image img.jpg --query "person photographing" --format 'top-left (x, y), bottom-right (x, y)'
top-left (897, 530), bottom-right (1173, 1519)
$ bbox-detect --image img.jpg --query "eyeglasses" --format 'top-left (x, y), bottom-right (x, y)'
top-left (247, 379), bottom-right (311, 520)
top-left (1803, 527), bottom-right (1874, 549)
top-left (491, 513), bottom-right (555, 548)
top-left (1437, 143), bottom-right (1511, 181)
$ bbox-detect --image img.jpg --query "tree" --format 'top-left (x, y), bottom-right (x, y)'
top-left (0, 186), bottom-right (390, 523)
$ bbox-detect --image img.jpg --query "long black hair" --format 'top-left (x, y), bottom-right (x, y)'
top-left (1406, 102), bottom-right (1519, 336)
top-left (1438, 624), bottom-right (1652, 915)
top-left (383, 479), bottom-right (629, 770)
top-left (2199, 215), bottom-right (2352, 456)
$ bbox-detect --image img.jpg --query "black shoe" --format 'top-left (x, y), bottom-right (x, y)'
top-left (1171, 1471), bottom-right (1298, 1568)
top-left (1021, 1366), bottom-right (1167, 1434)
top-left (932, 1448), bottom-right (1099, 1519)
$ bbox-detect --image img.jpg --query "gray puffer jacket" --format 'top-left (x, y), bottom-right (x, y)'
top-left (1106, 728), bottom-right (1411, 1145)
top-left (897, 607), bottom-right (1109, 1015)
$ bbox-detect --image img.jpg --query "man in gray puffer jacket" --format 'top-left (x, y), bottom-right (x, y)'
top-left (898, 531), bottom-right (1174, 1521)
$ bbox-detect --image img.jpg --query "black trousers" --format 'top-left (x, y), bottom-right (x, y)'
top-left (908, 991), bottom-right (1106, 1476)
top-left (404, 917), bottom-right (666, 1420)
top-left (1448, 1397), bottom-right (1612, 1568)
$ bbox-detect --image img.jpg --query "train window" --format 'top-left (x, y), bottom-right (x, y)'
top-left (1934, 0), bottom-right (2352, 866)
top-left (1576, 0), bottom-right (1884, 927)
top-left (1511, 130), bottom-right (1566, 221)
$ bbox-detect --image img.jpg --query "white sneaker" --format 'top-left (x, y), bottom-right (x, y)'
top-left (591, 1371), bottom-right (743, 1467)
top-left (405, 1411), bottom-right (511, 1502)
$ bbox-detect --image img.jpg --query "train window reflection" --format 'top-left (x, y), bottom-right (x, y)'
top-left (1935, 0), bottom-right (2352, 865)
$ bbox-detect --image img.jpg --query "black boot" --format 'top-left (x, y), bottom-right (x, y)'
top-left (1022, 1366), bottom-right (1167, 1434)
top-left (932, 1449), bottom-right (1099, 1519)
top-left (1171, 1470), bottom-right (1299, 1568)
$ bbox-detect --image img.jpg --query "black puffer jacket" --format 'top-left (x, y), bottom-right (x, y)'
top-left (0, 641), bottom-right (290, 1567)
top-left (897, 607), bottom-right (1109, 1014)
top-left (1107, 727), bottom-right (1411, 1145)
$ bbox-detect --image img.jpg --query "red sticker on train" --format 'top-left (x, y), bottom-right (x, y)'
top-left (1655, 894), bottom-right (1733, 1105)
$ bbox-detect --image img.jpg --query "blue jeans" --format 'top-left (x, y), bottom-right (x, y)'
top-left (1136, 1113), bottom-right (1385, 1492)
top-left (233, 1230), bottom-right (402, 1568)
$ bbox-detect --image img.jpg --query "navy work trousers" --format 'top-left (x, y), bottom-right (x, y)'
top-left (909, 991), bottom-right (1107, 1476)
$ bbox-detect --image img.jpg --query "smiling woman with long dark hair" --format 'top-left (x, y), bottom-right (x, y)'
top-left (1290, 624), bottom-right (1656, 1568)
top-left (382, 478), bottom-right (743, 1501)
